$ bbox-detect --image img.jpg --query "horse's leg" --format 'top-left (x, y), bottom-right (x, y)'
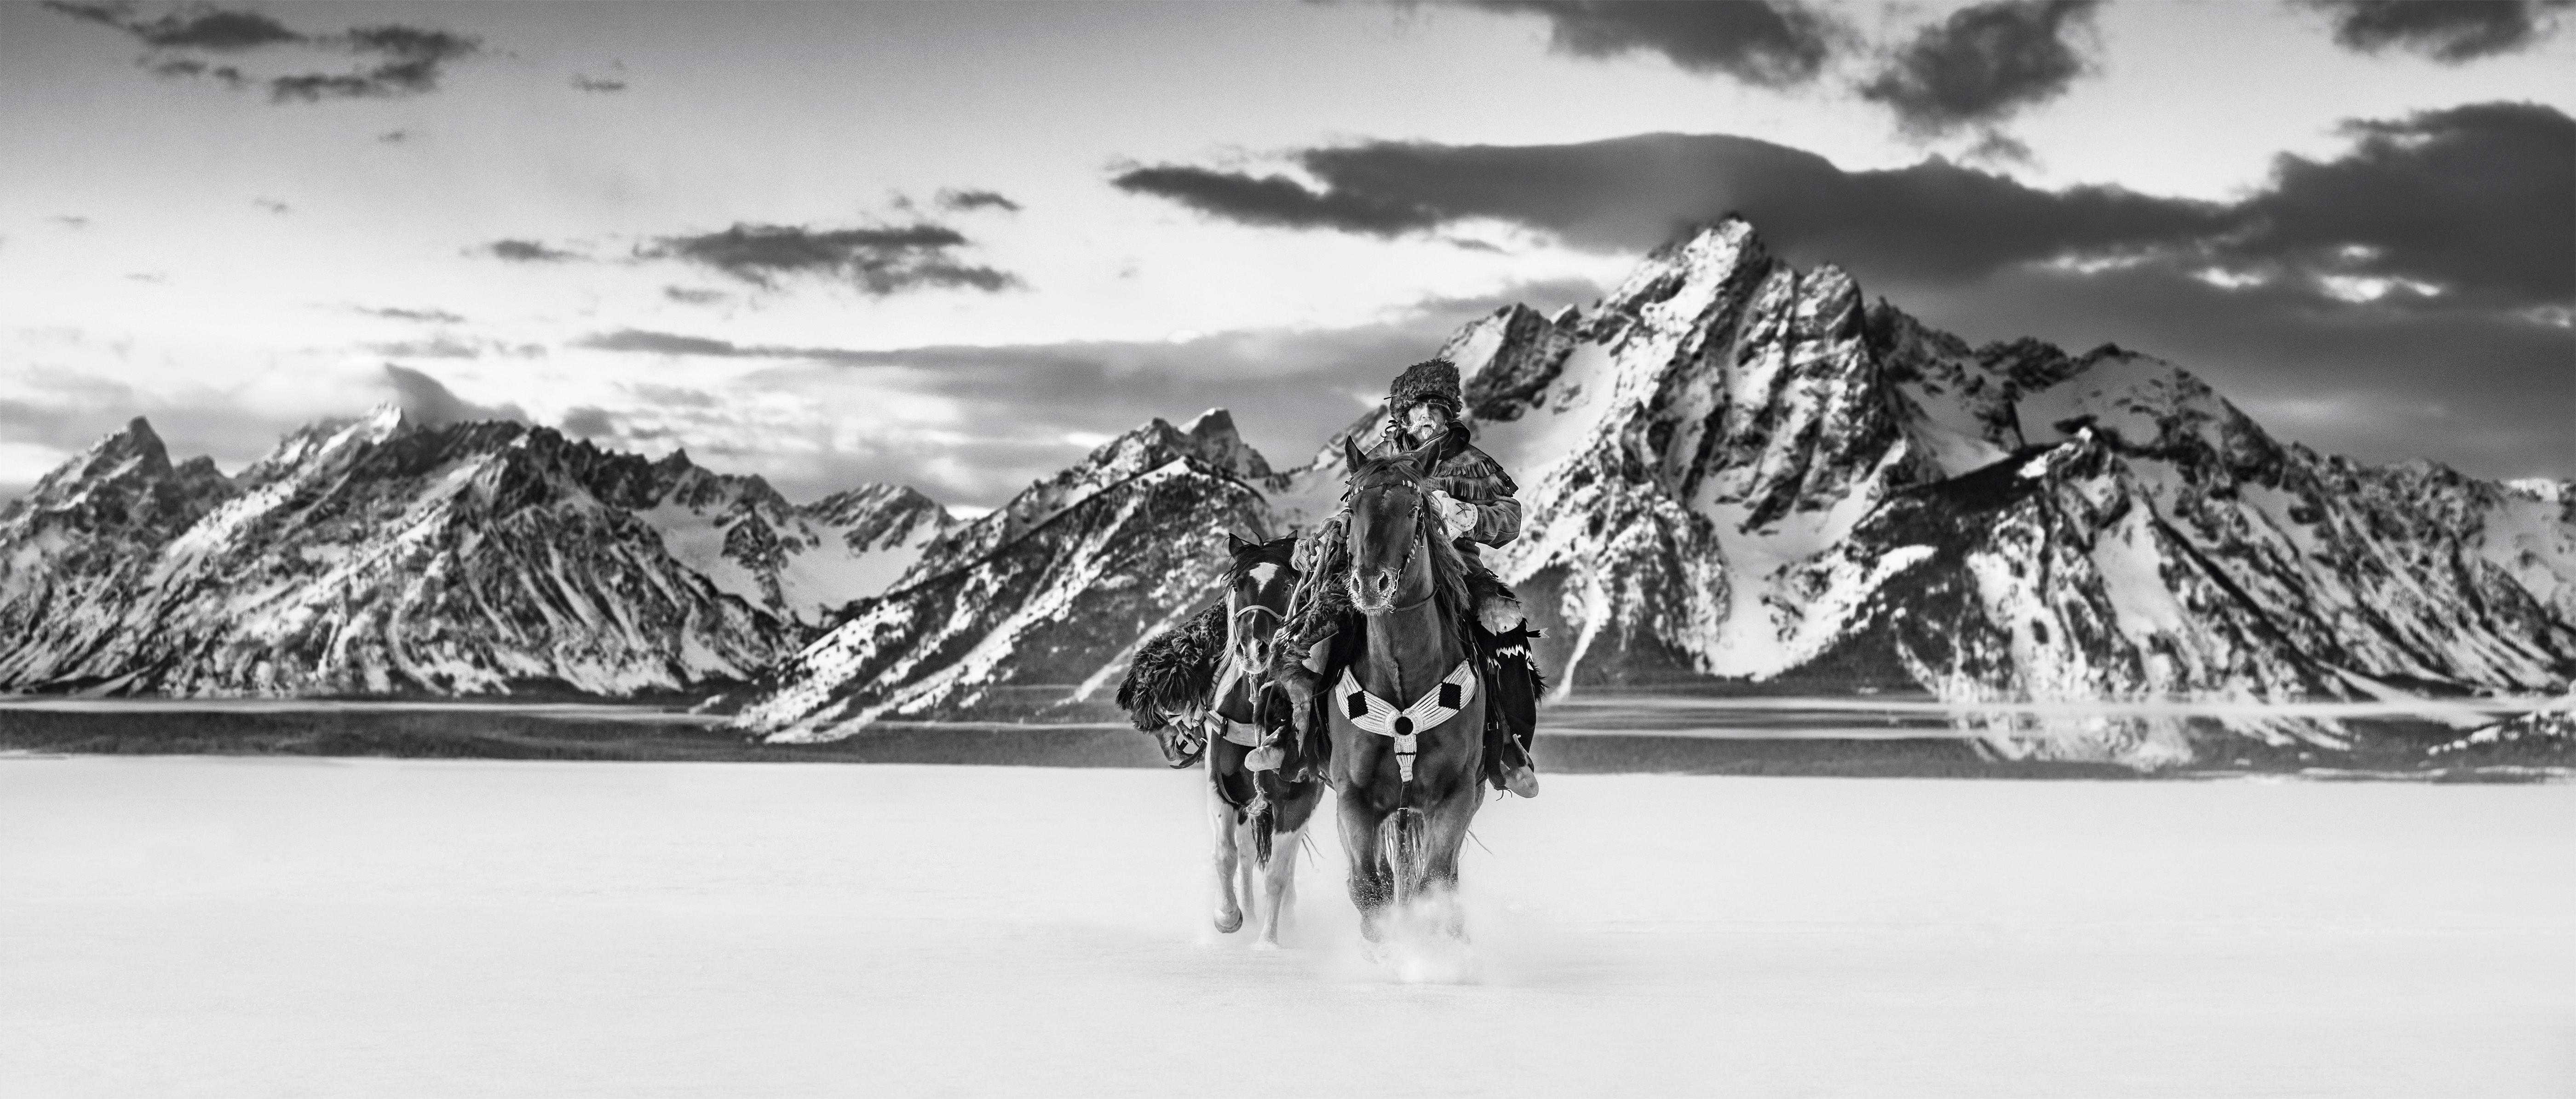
top-left (1208, 750), bottom-right (1243, 934)
top-left (1236, 811), bottom-right (1259, 930)
top-left (1335, 787), bottom-right (1392, 945)
top-left (1254, 812), bottom-right (1300, 950)
top-left (1418, 770), bottom-right (1484, 941)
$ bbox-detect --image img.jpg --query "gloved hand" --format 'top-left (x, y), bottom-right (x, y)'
top-left (1426, 489), bottom-right (1477, 539)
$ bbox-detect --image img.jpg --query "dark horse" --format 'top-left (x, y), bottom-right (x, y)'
top-left (1117, 534), bottom-right (1322, 947)
top-left (1314, 433), bottom-right (1488, 948)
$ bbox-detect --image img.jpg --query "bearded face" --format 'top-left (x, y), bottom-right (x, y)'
top-left (1400, 400), bottom-right (1454, 446)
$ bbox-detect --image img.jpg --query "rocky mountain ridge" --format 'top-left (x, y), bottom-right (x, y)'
top-left (0, 407), bottom-right (949, 696)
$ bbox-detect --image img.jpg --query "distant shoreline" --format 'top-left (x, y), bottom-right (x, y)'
top-left (1, 695), bottom-right (2565, 781)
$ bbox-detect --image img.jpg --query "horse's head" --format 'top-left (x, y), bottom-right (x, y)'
top-left (1340, 429), bottom-right (1466, 616)
top-left (1223, 533), bottom-right (1298, 674)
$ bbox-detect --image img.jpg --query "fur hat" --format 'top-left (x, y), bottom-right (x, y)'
top-left (1388, 359), bottom-right (1462, 414)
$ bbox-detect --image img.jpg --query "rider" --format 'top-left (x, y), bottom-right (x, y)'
top-left (1252, 359), bottom-right (1542, 798)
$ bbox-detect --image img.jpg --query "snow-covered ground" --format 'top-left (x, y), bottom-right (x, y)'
top-left (3, 758), bottom-right (2570, 1098)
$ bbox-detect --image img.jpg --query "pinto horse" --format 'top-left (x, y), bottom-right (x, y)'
top-left (1322, 433), bottom-right (1487, 946)
top-left (1116, 534), bottom-right (1322, 947)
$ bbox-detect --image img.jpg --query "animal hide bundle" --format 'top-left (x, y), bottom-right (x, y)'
top-left (1116, 600), bottom-right (1227, 732)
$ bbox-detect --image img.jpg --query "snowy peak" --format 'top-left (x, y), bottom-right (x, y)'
top-left (5, 417), bottom-right (236, 540)
top-left (1174, 408), bottom-right (1272, 480)
top-left (1597, 218), bottom-right (1771, 328)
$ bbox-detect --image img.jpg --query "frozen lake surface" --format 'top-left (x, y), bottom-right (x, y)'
top-left (3, 758), bottom-right (2571, 1097)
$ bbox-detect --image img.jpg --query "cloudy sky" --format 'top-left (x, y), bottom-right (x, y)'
top-left (2, 0), bottom-right (2569, 507)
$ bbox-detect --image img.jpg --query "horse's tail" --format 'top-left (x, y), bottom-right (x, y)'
top-left (1380, 807), bottom-right (1426, 908)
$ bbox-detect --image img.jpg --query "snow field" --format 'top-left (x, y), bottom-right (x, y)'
top-left (1, 758), bottom-right (2570, 1097)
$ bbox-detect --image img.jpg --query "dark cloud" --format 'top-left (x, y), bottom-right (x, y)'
top-left (2299, 0), bottom-right (2571, 62)
top-left (1858, 0), bottom-right (2101, 137)
top-left (1112, 105), bottom-right (2572, 481)
top-left (560, 406), bottom-right (618, 438)
top-left (1460, 0), bottom-right (1842, 86)
top-left (355, 305), bottom-right (466, 323)
top-left (1901, 258), bottom-right (2574, 480)
top-left (2212, 101), bottom-right (2573, 309)
top-left (1112, 164), bottom-right (1445, 235)
top-left (571, 74), bottom-right (627, 93)
top-left (637, 223), bottom-right (1020, 295)
top-left (39, 2), bottom-right (303, 49)
top-left (1115, 102), bottom-right (2569, 309)
top-left (935, 188), bottom-right (1023, 213)
top-left (479, 239), bottom-right (581, 263)
top-left (380, 365), bottom-right (525, 427)
top-left (1115, 132), bottom-right (2225, 283)
top-left (41, 3), bottom-right (482, 103)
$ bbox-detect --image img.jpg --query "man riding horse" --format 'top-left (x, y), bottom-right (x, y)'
top-left (1252, 358), bottom-right (1544, 798)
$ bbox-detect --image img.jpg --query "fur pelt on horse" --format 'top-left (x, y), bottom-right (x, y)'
top-left (1116, 600), bottom-right (1227, 733)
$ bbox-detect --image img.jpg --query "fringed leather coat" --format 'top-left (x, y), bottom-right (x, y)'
top-left (1279, 423), bottom-right (1522, 656)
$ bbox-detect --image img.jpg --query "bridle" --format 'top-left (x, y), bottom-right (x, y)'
top-left (1344, 480), bottom-right (1431, 613)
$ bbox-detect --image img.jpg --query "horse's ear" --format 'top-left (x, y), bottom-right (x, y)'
top-left (1342, 435), bottom-right (1368, 475)
top-left (1226, 532), bottom-right (1250, 554)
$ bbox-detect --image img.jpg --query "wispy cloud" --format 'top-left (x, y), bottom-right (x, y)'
top-left (935, 188), bottom-right (1022, 213)
top-left (636, 222), bottom-right (1021, 296)
top-left (380, 364), bottom-right (526, 427)
top-left (40, 2), bottom-right (485, 103)
top-left (478, 239), bottom-right (582, 263)
top-left (352, 305), bottom-right (466, 324)
top-left (565, 275), bottom-right (1605, 502)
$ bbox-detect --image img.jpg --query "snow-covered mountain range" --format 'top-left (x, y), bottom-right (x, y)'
top-left (0, 408), bottom-right (949, 695)
top-left (5, 217), bottom-right (2569, 765)
top-left (735, 218), bottom-right (2575, 750)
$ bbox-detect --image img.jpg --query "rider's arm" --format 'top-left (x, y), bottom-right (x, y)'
top-left (1432, 450), bottom-right (1523, 549)
top-left (1466, 493), bottom-right (1522, 549)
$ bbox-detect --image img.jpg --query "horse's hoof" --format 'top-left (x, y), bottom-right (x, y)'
top-left (1213, 909), bottom-right (1244, 934)
top-left (1252, 937), bottom-right (1282, 952)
